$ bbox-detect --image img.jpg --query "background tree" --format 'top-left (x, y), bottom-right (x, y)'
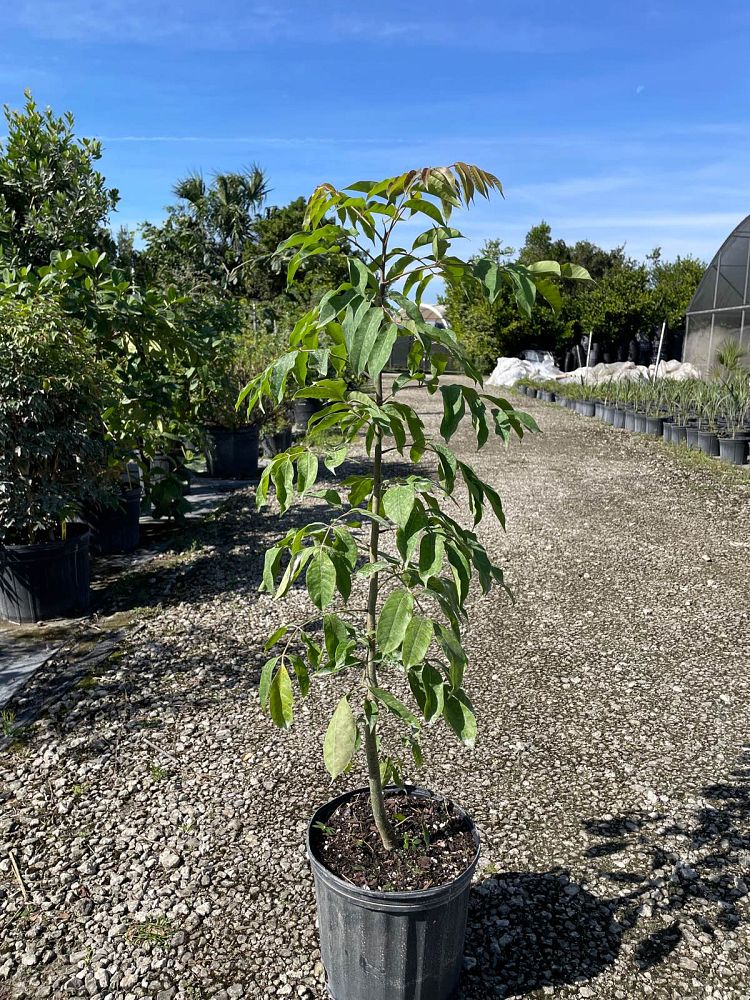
top-left (444, 220), bottom-right (703, 371)
top-left (0, 92), bottom-right (119, 267)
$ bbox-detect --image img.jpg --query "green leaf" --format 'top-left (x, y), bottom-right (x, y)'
top-left (306, 550), bottom-right (336, 609)
top-left (348, 306), bottom-right (383, 376)
top-left (376, 588), bottom-right (414, 653)
top-left (418, 532), bottom-right (445, 582)
top-left (261, 546), bottom-right (282, 593)
top-left (372, 687), bottom-right (420, 728)
top-left (271, 456), bottom-right (294, 513)
top-left (290, 654), bottom-right (310, 697)
top-left (382, 484), bottom-right (415, 529)
top-left (401, 615), bottom-right (434, 667)
top-left (264, 625), bottom-right (288, 650)
top-left (259, 656), bottom-right (278, 711)
top-left (323, 696), bottom-right (358, 778)
top-left (269, 663), bottom-right (294, 728)
top-left (408, 663), bottom-right (445, 723)
top-left (439, 383), bottom-right (465, 440)
top-left (296, 452), bottom-right (318, 496)
top-left (443, 691), bottom-right (476, 747)
top-left (367, 322), bottom-right (398, 379)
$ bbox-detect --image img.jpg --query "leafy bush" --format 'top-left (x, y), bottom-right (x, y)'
top-left (0, 299), bottom-right (114, 544)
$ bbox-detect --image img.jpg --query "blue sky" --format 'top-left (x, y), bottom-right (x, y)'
top-left (2, 1), bottom-right (749, 265)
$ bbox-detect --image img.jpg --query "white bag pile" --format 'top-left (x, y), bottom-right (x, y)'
top-left (486, 356), bottom-right (702, 387)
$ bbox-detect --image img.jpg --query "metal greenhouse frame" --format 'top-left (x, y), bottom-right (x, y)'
top-left (684, 215), bottom-right (750, 372)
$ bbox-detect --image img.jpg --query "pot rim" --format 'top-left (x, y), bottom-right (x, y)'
top-left (307, 784), bottom-right (480, 910)
top-left (1, 523), bottom-right (91, 555)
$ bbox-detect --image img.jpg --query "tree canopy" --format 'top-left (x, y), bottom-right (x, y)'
top-left (0, 92), bottom-right (119, 268)
top-left (443, 220), bottom-right (704, 371)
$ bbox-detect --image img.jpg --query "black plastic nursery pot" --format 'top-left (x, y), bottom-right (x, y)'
top-left (307, 785), bottom-right (480, 1000)
top-left (205, 426), bottom-right (259, 479)
top-left (624, 410), bottom-right (636, 431)
top-left (718, 436), bottom-right (749, 466)
top-left (633, 413), bottom-right (647, 433)
top-left (540, 390), bottom-right (554, 403)
top-left (685, 426), bottom-right (700, 450)
top-left (697, 430), bottom-right (720, 457)
top-left (644, 416), bottom-right (665, 437)
top-left (260, 428), bottom-right (292, 458)
top-left (0, 524), bottom-right (90, 624)
top-left (293, 398), bottom-right (325, 432)
top-left (594, 402), bottom-right (605, 420)
top-left (671, 424), bottom-right (688, 446)
top-left (578, 401), bottom-right (595, 417)
top-left (86, 488), bottom-right (141, 555)
top-left (613, 407), bottom-right (627, 429)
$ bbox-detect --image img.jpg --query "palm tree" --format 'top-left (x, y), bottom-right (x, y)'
top-left (172, 165), bottom-right (269, 288)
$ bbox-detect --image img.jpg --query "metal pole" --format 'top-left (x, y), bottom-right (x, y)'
top-left (654, 320), bottom-right (667, 380)
top-left (585, 332), bottom-right (593, 372)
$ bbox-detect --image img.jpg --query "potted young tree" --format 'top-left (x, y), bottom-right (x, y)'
top-left (239, 165), bottom-right (589, 1000)
top-left (0, 299), bottom-right (113, 623)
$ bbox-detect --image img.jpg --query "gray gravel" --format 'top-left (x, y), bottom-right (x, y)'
top-left (1, 379), bottom-right (749, 1000)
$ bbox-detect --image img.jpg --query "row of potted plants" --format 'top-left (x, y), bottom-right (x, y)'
top-left (518, 365), bottom-right (750, 466)
top-left (0, 291), bottom-right (323, 625)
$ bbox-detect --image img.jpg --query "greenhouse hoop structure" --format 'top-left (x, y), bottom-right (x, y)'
top-left (684, 215), bottom-right (750, 372)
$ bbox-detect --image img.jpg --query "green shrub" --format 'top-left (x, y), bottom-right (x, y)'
top-left (0, 298), bottom-right (114, 544)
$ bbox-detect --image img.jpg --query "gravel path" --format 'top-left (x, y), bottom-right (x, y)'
top-left (1, 380), bottom-right (749, 1000)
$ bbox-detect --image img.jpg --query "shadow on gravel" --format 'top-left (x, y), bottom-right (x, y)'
top-left (461, 870), bottom-right (621, 997)
top-left (583, 749), bottom-right (750, 971)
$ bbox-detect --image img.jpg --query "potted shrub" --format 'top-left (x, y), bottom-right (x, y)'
top-left (0, 300), bottom-right (113, 623)
top-left (239, 164), bottom-right (589, 1000)
top-left (84, 461), bottom-right (142, 555)
top-left (718, 378), bottom-right (750, 465)
top-left (197, 323), bottom-right (284, 479)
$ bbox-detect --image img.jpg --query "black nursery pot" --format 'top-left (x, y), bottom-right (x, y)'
top-left (205, 426), bottom-right (259, 479)
top-left (697, 430), bottom-right (720, 457)
top-left (86, 488), bottom-right (141, 555)
top-left (0, 523), bottom-right (90, 624)
top-left (671, 424), bottom-right (688, 446)
top-left (260, 428), bottom-right (292, 458)
top-left (307, 786), bottom-right (480, 1000)
top-left (685, 425), bottom-right (700, 450)
top-left (624, 410), bottom-right (636, 431)
top-left (293, 398), bottom-right (324, 432)
top-left (718, 436), bottom-right (749, 466)
top-left (612, 407), bottom-right (627, 429)
top-left (644, 415), bottom-right (665, 437)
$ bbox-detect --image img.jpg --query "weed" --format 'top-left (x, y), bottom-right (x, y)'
top-left (128, 916), bottom-right (173, 948)
top-left (149, 765), bottom-right (169, 781)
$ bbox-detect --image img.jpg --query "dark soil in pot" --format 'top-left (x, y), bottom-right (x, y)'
top-left (308, 786), bottom-right (479, 1000)
top-left (0, 523), bottom-right (90, 624)
top-left (311, 787), bottom-right (476, 892)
